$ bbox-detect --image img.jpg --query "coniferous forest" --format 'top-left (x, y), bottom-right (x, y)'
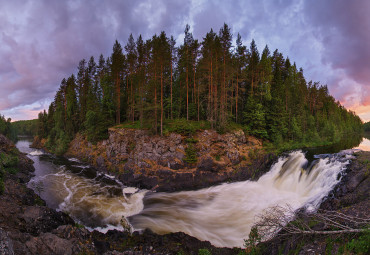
top-left (35, 24), bottom-right (363, 154)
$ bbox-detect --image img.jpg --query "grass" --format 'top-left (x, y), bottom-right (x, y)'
top-left (114, 121), bottom-right (144, 130)
top-left (164, 119), bottom-right (211, 135)
top-left (113, 119), bottom-right (246, 135)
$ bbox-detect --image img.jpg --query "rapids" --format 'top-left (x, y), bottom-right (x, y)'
top-left (128, 150), bottom-right (351, 247)
top-left (16, 138), bottom-right (368, 248)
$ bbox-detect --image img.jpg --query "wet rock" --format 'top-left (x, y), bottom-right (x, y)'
top-left (197, 156), bottom-right (223, 172)
top-left (96, 155), bottom-right (106, 169)
top-left (20, 206), bottom-right (74, 236)
top-left (346, 171), bottom-right (366, 192)
top-left (0, 228), bottom-right (14, 255)
top-left (25, 232), bottom-right (80, 255)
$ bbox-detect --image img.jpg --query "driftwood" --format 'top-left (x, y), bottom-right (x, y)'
top-left (249, 205), bottom-right (370, 242)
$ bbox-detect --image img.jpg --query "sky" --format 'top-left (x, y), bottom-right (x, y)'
top-left (0, 0), bottom-right (369, 122)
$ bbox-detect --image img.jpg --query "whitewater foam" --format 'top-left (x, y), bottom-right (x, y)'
top-left (129, 150), bottom-right (350, 248)
top-left (29, 150), bottom-right (44, 156)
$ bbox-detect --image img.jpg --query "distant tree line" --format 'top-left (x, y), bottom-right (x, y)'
top-left (0, 115), bottom-right (17, 141)
top-left (12, 119), bottom-right (38, 136)
top-left (364, 122), bottom-right (370, 132)
top-left (35, 23), bottom-right (363, 154)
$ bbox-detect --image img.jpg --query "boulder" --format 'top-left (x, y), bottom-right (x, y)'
top-left (197, 156), bottom-right (223, 172)
top-left (0, 228), bottom-right (14, 255)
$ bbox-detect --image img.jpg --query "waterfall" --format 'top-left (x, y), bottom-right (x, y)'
top-left (128, 151), bottom-right (350, 248)
top-left (20, 138), bottom-right (352, 248)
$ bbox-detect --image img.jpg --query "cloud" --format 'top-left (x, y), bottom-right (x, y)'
top-left (302, 0), bottom-right (370, 120)
top-left (0, 0), bottom-right (191, 119)
top-left (0, 0), bottom-right (369, 122)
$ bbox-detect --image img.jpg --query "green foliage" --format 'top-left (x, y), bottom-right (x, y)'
top-left (115, 121), bottom-right (145, 130)
top-left (243, 97), bottom-right (268, 139)
top-left (198, 248), bottom-right (212, 255)
top-left (12, 119), bottom-right (38, 136)
top-left (184, 144), bottom-right (198, 164)
top-left (244, 227), bottom-right (262, 255)
top-left (0, 153), bottom-right (18, 168)
top-left (364, 121), bottom-right (370, 132)
top-left (0, 148), bottom-right (21, 194)
top-left (53, 131), bottom-right (71, 156)
top-left (346, 229), bottom-right (370, 254)
top-left (74, 223), bottom-right (85, 229)
top-left (164, 119), bottom-right (211, 135)
top-left (325, 237), bottom-right (333, 255)
top-left (84, 110), bottom-right (110, 143)
top-left (185, 138), bottom-right (198, 143)
top-left (0, 115), bottom-right (17, 141)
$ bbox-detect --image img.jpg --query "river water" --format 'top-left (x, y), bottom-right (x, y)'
top-left (16, 136), bottom-right (370, 248)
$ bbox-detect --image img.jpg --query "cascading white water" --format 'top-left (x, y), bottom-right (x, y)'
top-left (128, 151), bottom-right (350, 248)
top-left (19, 136), bottom-right (354, 248)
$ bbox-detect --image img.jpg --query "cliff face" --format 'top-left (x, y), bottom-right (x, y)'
top-left (65, 128), bottom-right (276, 191)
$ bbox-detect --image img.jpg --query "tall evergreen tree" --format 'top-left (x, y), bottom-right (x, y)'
top-left (111, 40), bottom-right (125, 125)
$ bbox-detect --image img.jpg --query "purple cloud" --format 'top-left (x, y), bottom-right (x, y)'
top-left (0, 0), bottom-right (369, 121)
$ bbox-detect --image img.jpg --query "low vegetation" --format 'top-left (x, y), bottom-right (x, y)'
top-left (0, 144), bottom-right (19, 194)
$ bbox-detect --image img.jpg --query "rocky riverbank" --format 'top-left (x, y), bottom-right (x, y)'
top-left (58, 128), bottom-right (276, 192)
top-left (1, 134), bottom-right (244, 254)
top-left (260, 150), bottom-right (370, 255)
top-left (16, 132), bottom-right (370, 254)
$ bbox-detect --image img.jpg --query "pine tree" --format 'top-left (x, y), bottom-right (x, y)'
top-left (125, 34), bottom-right (137, 122)
top-left (111, 40), bottom-right (125, 125)
top-left (219, 23), bottom-right (232, 126)
top-left (248, 39), bottom-right (260, 95)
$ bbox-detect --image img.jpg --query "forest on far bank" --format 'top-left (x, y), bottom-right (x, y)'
top-left (3, 23), bottom-right (364, 154)
top-left (363, 121), bottom-right (370, 132)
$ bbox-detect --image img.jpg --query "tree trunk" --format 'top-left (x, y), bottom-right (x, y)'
top-left (186, 63), bottom-right (189, 121)
top-left (236, 73), bottom-right (238, 123)
top-left (154, 64), bottom-right (157, 134)
top-left (197, 80), bottom-right (200, 121)
top-left (170, 59), bottom-right (173, 119)
top-left (131, 78), bottom-right (134, 123)
top-left (116, 73), bottom-right (120, 125)
top-left (160, 64), bottom-right (163, 136)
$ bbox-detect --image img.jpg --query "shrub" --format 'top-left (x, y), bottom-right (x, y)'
top-left (346, 229), bottom-right (370, 254)
top-left (185, 138), bottom-right (198, 144)
top-left (184, 144), bottom-right (198, 164)
top-left (198, 249), bottom-right (211, 255)
top-left (164, 119), bottom-right (210, 135)
top-left (244, 227), bottom-right (261, 255)
top-left (0, 153), bottom-right (18, 168)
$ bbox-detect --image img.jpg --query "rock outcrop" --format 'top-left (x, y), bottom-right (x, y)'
top-left (65, 128), bottom-right (276, 191)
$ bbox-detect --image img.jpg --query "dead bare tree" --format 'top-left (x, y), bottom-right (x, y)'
top-left (249, 205), bottom-right (370, 243)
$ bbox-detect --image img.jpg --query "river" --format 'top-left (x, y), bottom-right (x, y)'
top-left (16, 136), bottom-right (370, 248)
